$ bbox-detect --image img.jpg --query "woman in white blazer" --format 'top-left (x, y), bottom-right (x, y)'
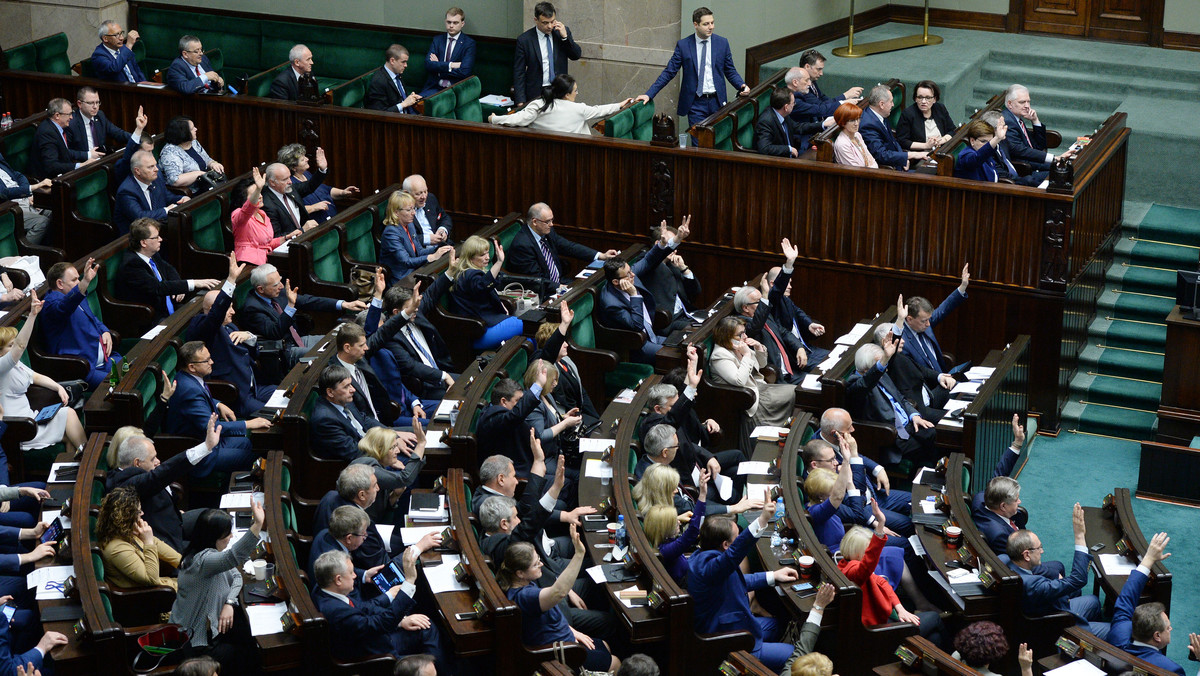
top-left (708, 316), bottom-right (795, 429)
top-left (489, 74), bottom-right (634, 136)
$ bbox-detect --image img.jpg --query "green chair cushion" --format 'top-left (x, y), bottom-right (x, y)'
top-left (5, 43), bottom-right (37, 71)
top-left (0, 210), bottom-right (21, 259)
top-left (0, 126), bottom-right (37, 176)
top-left (711, 116), bottom-right (735, 151)
top-left (424, 87), bottom-right (457, 120)
top-left (34, 33), bottom-right (71, 75)
top-left (74, 169), bottom-right (112, 223)
top-left (190, 199), bottom-right (226, 252)
top-left (311, 229), bottom-right (345, 283)
top-left (342, 210), bottom-right (376, 263)
top-left (453, 77), bottom-right (483, 123)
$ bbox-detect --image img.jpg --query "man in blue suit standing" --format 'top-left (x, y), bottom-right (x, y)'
top-left (91, 20), bottom-right (146, 84)
top-left (860, 85), bottom-right (928, 171)
top-left (689, 509), bottom-right (800, 671)
top-left (165, 35), bottom-right (224, 95)
top-left (897, 264), bottom-right (970, 373)
top-left (42, 258), bottom-right (119, 389)
top-left (1107, 533), bottom-right (1183, 675)
top-left (114, 150), bottom-right (188, 235)
top-left (512, 2), bottom-right (582, 105)
top-left (421, 8), bottom-right (475, 96)
top-left (598, 217), bottom-right (689, 363)
top-left (165, 340), bottom-right (269, 476)
top-left (637, 7), bottom-right (750, 136)
top-left (1007, 503), bottom-right (1110, 640)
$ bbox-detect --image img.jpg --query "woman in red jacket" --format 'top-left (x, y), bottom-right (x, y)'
top-left (838, 501), bottom-right (947, 648)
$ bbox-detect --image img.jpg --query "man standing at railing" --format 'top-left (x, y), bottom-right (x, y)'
top-left (635, 6), bottom-right (750, 140)
top-left (513, 2), bottom-right (581, 105)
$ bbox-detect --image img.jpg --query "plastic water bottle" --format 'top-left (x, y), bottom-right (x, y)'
top-left (0, 113), bottom-right (11, 131)
top-left (773, 497), bottom-right (786, 522)
top-left (770, 530), bottom-right (782, 550)
top-left (616, 515), bottom-right (627, 549)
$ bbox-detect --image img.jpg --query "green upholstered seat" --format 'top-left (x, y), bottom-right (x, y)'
top-left (246, 62), bottom-right (289, 98)
top-left (494, 221), bottom-right (522, 254)
top-left (281, 464), bottom-right (292, 493)
top-left (341, 209), bottom-right (376, 263)
top-left (889, 86), bottom-right (904, 129)
top-left (453, 77), bottom-right (483, 123)
top-left (0, 125), bottom-right (37, 176)
top-left (189, 199), bottom-right (226, 253)
top-left (710, 115), bottom-right (735, 151)
top-left (74, 169), bottom-right (112, 224)
top-left (733, 104), bottom-right (757, 150)
top-left (0, 209), bottom-right (21, 258)
top-left (329, 72), bottom-right (373, 108)
top-left (4, 42), bottom-right (37, 71)
top-left (34, 33), bottom-right (71, 75)
top-left (566, 293), bottom-right (654, 396)
top-left (604, 100), bottom-right (656, 141)
top-left (423, 86), bottom-right (457, 120)
top-left (310, 229), bottom-right (345, 283)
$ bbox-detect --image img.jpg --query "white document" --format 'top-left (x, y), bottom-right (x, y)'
top-left (950, 381), bottom-right (981, 396)
top-left (940, 418), bottom-right (964, 429)
top-left (1099, 553), bottom-right (1138, 576)
top-left (424, 430), bottom-right (450, 449)
top-left (575, 269), bottom-right (596, 280)
top-left (965, 367), bottom-right (995, 380)
top-left (690, 466), bottom-right (733, 501)
top-left (141, 324), bottom-right (168, 340)
top-left (408, 495), bottom-right (448, 521)
top-left (801, 373), bottom-right (823, 391)
top-left (377, 524), bottom-right (396, 552)
top-left (585, 564), bottom-right (608, 584)
top-left (1045, 660), bottom-right (1106, 676)
top-left (908, 534), bottom-right (926, 557)
top-left (434, 400), bottom-right (459, 420)
top-left (749, 425), bottom-right (788, 439)
top-left (41, 510), bottom-right (71, 530)
top-left (736, 461), bottom-right (773, 475)
top-left (28, 565), bottom-right (74, 599)
top-left (612, 389), bottom-right (636, 404)
top-left (919, 499), bottom-right (940, 514)
top-left (580, 438), bottom-right (616, 456)
top-left (816, 345), bottom-right (849, 372)
top-left (272, 241), bottom-right (290, 254)
top-left (246, 602), bottom-right (289, 636)
top-left (584, 458), bottom-right (613, 479)
top-left (747, 483), bottom-right (779, 503)
top-left (834, 323), bottom-right (872, 345)
top-left (946, 567), bottom-right (982, 584)
top-left (425, 554), bottom-right (471, 593)
top-left (47, 463), bottom-right (80, 483)
top-left (943, 399), bottom-right (970, 412)
top-left (399, 525), bottom-right (444, 546)
top-left (265, 389), bottom-right (290, 409)
top-left (479, 94), bottom-right (515, 107)
top-left (220, 493), bottom-right (253, 509)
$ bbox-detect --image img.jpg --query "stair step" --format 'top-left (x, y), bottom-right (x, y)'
top-left (986, 51), bottom-right (1200, 86)
top-left (1077, 344), bottom-right (1165, 380)
top-left (975, 64), bottom-right (1200, 101)
top-left (971, 84), bottom-right (1118, 115)
top-left (1135, 204), bottom-right (1200, 245)
top-left (1105, 264), bottom-right (1177, 296)
top-left (1061, 401), bottom-right (1158, 440)
top-left (1115, 236), bottom-right (1199, 269)
top-left (1096, 289), bottom-right (1175, 323)
top-left (1069, 372), bottom-right (1161, 409)
top-left (1087, 316), bottom-right (1167, 351)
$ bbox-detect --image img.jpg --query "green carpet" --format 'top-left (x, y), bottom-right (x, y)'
top-left (1019, 432), bottom-right (1199, 667)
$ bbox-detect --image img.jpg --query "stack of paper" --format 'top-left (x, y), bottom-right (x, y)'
top-left (424, 430), bottom-right (450, 449)
top-left (246, 602), bottom-right (289, 636)
top-left (965, 366), bottom-right (995, 381)
top-left (409, 495), bottom-right (448, 522)
top-left (612, 389), bottom-right (636, 404)
top-left (399, 525), bottom-right (445, 546)
top-left (691, 466), bottom-right (733, 501)
top-left (950, 381), bottom-right (981, 396)
top-left (434, 400), bottom-right (460, 421)
top-left (425, 554), bottom-right (471, 593)
top-left (750, 425), bottom-right (789, 439)
top-left (265, 389), bottom-right (290, 409)
top-left (580, 438), bottom-right (616, 455)
top-left (801, 373), bottom-right (823, 391)
top-left (584, 458), bottom-right (613, 479)
top-left (834, 323), bottom-right (872, 345)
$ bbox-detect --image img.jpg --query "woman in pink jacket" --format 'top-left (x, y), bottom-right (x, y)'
top-left (231, 167), bottom-right (305, 266)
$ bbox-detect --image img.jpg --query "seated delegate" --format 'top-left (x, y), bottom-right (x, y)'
top-left (954, 119), bottom-right (1009, 183)
top-left (490, 74), bottom-right (633, 137)
top-left (159, 116), bottom-right (224, 194)
top-left (380, 190), bottom-right (453, 284)
top-left (831, 102), bottom-right (878, 169)
top-left (447, 236), bottom-right (524, 350)
top-left (895, 80), bottom-right (955, 152)
top-left (278, 143), bottom-right (360, 225)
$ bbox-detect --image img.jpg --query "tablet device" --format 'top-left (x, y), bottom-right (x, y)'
top-left (372, 562), bottom-right (405, 594)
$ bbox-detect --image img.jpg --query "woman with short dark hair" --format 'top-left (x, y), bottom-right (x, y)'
top-left (831, 102), bottom-right (877, 168)
top-left (276, 143), bottom-right (359, 225)
top-left (895, 80), bottom-right (956, 152)
top-left (159, 116), bottom-right (224, 191)
top-left (489, 73), bottom-right (634, 136)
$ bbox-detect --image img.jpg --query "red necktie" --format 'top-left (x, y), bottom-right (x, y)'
top-left (763, 324), bottom-right (794, 375)
top-left (348, 598), bottom-right (355, 607)
top-left (1009, 519), bottom-right (1018, 531)
top-left (272, 299), bottom-right (305, 347)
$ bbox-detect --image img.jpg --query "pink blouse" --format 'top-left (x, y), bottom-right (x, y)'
top-left (232, 199), bottom-right (284, 265)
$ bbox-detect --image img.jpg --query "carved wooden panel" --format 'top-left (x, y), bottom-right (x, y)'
top-left (1024, 0), bottom-right (1087, 35)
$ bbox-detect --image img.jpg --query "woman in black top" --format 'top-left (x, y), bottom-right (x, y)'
top-left (895, 80), bottom-right (956, 152)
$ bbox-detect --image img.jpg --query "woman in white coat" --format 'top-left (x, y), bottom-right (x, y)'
top-left (708, 316), bottom-right (795, 431)
top-left (489, 74), bottom-right (634, 136)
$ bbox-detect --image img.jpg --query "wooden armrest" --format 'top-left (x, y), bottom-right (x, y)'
top-left (1046, 129), bottom-right (1062, 149)
top-left (207, 379), bottom-right (239, 407)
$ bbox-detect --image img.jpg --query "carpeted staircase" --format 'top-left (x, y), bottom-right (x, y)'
top-left (1059, 204), bottom-right (1200, 440)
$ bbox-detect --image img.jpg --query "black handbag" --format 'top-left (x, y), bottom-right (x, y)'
top-left (192, 169), bottom-right (227, 194)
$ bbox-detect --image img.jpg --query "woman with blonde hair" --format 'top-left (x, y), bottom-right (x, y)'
top-left (447, 236), bottom-right (524, 350)
top-left (643, 469), bottom-right (708, 584)
top-left (97, 486), bottom-right (181, 590)
top-left (350, 421), bottom-right (426, 522)
top-left (0, 292), bottom-right (86, 452)
top-left (380, 190), bottom-right (453, 284)
top-left (522, 359), bottom-right (582, 464)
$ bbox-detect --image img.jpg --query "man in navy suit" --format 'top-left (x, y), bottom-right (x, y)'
top-left (268, 44), bottom-right (313, 101)
top-left (767, 259), bottom-right (830, 369)
top-left (307, 505), bottom-right (387, 589)
top-left (42, 258), bottom-right (119, 388)
top-left (846, 339), bottom-right (939, 468)
top-left (421, 9), bottom-right (475, 96)
top-left (92, 21), bottom-right (145, 83)
top-left (860, 85), bottom-right (928, 171)
top-left (513, 2), bottom-right (581, 104)
top-left (67, 87), bottom-right (130, 154)
top-left (690, 510), bottom-right (800, 671)
top-left (240, 264), bottom-right (364, 363)
top-left (115, 219), bottom-right (219, 322)
top-left (313, 465), bottom-right (391, 566)
top-left (188, 255), bottom-right (277, 417)
top-left (29, 98), bottom-right (104, 180)
top-left (598, 221), bottom-right (688, 363)
top-left (377, 275), bottom-right (456, 401)
top-left (113, 150), bottom-right (189, 235)
top-left (0, 151), bottom-right (51, 244)
top-left (637, 7), bottom-right (750, 134)
top-left (364, 45), bottom-right (423, 114)
top-left (754, 87), bottom-right (825, 158)
top-left (475, 371), bottom-right (546, 476)
top-left (402, 175), bottom-right (453, 245)
top-left (1007, 503), bottom-right (1110, 640)
top-left (165, 35), bottom-right (224, 95)
top-left (791, 50), bottom-right (863, 122)
top-left (309, 364), bottom-right (415, 462)
top-left (506, 202), bottom-right (618, 296)
top-left (333, 307), bottom-right (411, 425)
top-left (897, 264), bottom-right (970, 373)
top-left (165, 341), bottom-right (268, 476)
top-left (1107, 533), bottom-right (1183, 675)
top-left (1002, 84), bottom-right (1076, 172)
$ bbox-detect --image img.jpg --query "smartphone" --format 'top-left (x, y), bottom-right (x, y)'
top-left (1089, 543), bottom-right (1105, 553)
top-left (454, 611), bottom-right (478, 621)
top-left (778, 557), bottom-right (797, 566)
top-left (791, 582), bottom-right (814, 594)
top-left (371, 562), bottom-right (404, 595)
top-left (583, 515), bottom-right (607, 522)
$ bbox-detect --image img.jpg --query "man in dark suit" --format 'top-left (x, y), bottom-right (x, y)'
top-left (106, 422), bottom-right (221, 551)
top-left (845, 339), bottom-right (938, 468)
top-left (309, 364), bottom-right (384, 462)
top-left (980, 111), bottom-right (1047, 187)
top-left (92, 21), bottom-right (146, 83)
top-left (268, 44), bottom-right (314, 101)
top-left (307, 505), bottom-right (387, 591)
top-left (0, 150), bottom-right (52, 244)
top-left (421, 9), bottom-right (475, 96)
top-left (597, 225), bottom-right (686, 363)
top-left (364, 45), bottom-right (423, 113)
top-left (860, 85), bottom-right (927, 171)
top-left (872, 323), bottom-right (951, 421)
top-left (187, 255), bottom-right (278, 417)
top-left (733, 258), bottom-right (807, 382)
top-left (29, 98), bottom-right (104, 180)
top-left (533, 306), bottom-right (598, 427)
top-left (164, 35), bottom-right (224, 95)
top-left (753, 87), bottom-right (824, 158)
top-left (811, 409), bottom-right (913, 538)
top-left (1107, 534), bottom-right (1183, 675)
top-left (42, 258), bottom-right (119, 388)
top-left (507, 202), bottom-right (618, 296)
top-left (1007, 504), bottom-right (1110, 639)
top-left (312, 465), bottom-right (392, 566)
top-left (636, 7), bottom-right (749, 133)
top-left (513, 2), bottom-right (582, 104)
top-left (766, 258), bottom-right (830, 369)
top-left (377, 276), bottom-right (456, 401)
top-left (1001, 84), bottom-right (1076, 172)
top-left (115, 219), bottom-right (218, 322)
top-left (333, 308), bottom-right (410, 426)
top-left (113, 150), bottom-right (189, 235)
top-left (897, 265), bottom-right (970, 373)
top-left (642, 222), bottom-right (702, 334)
top-left (165, 341), bottom-right (267, 476)
top-left (475, 370), bottom-right (546, 476)
top-left (67, 87), bottom-right (130, 154)
top-left (402, 174), bottom-right (452, 244)
top-left (312, 543), bottom-right (446, 665)
top-left (241, 263), bottom-right (364, 363)
top-left (261, 161), bottom-right (324, 237)
top-left (791, 50), bottom-right (862, 122)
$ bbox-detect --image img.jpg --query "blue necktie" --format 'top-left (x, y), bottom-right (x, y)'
top-left (879, 385), bottom-right (910, 439)
top-left (545, 33), bottom-right (554, 79)
top-left (538, 237), bottom-right (560, 286)
top-left (918, 333), bottom-right (939, 369)
top-left (395, 75), bottom-right (409, 113)
top-left (698, 40), bottom-right (709, 94)
top-left (406, 325), bottom-right (437, 367)
top-left (147, 258), bottom-right (174, 315)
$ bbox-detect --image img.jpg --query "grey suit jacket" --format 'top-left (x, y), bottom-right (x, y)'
top-left (778, 618), bottom-right (822, 676)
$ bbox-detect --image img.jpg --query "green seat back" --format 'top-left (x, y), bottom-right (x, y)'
top-left (280, 464), bottom-right (292, 493)
top-left (628, 446), bottom-right (638, 475)
top-left (711, 116), bottom-right (735, 151)
top-left (453, 77), bottom-right (483, 123)
top-left (159, 344), bottom-right (179, 378)
top-left (494, 221), bottom-right (521, 254)
top-left (331, 76), bottom-right (369, 108)
top-left (504, 344), bottom-right (529, 385)
top-left (568, 292), bottom-right (597, 350)
top-left (303, 390), bottom-right (318, 418)
top-left (77, 57), bottom-right (96, 78)
top-left (0, 125), bottom-right (37, 176)
top-left (89, 513), bottom-right (99, 537)
top-left (604, 106), bottom-right (636, 140)
top-left (34, 33), bottom-right (71, 75)
top-left (282, 500), bottom-right (297, 531)
top-left (189, 199), bottom-right (225, 252)
top-left (74, 169), bottom-right (112, 223)
top-left (315, 76), bottom-right (344, 96)
top-left (630, 100), bottom-right (656, 142)
top-left (0, 209), bottom-right (20, 258)
top-left (136, 369), bottom-right (160, 423)
top-left (311, 229), bottom-right (345, 283)
top-left (100, 589), bottom-right (115, 622)
top-left (462, 478), bottom-right (472, 508)
top-left (92, 552), bottom-right (105, 580)
top-left (234, 278), bottom-right (253, 309)
top-left (4, 43), bottom-right (37, 71)
top-left (734, 105), bottom-right (756, 150)
top-left (424, 87), bottom-right (457, 120)
top-left (889, 86), bottom-right (904, 130)
top-left (102, 255), bottom-right (123, 310)
top-left (342, 210), bottom-right (376, 263)
top-left (247, 63), bottom-right (289, 98)
top-left (92, 478), bottom-right (106, 503)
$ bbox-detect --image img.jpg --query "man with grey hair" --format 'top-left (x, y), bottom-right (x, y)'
top-left (734, 239), bottom-right (807, 382)
top-left (105, 414), bottom-right (221, 551)
top-left (240, 263), bottom-right (364, 364)
top-left (765, 237), bottom-right (829, 370)
top-left (313, 464), bottom-right (393, 569)
top-left (872, 322), bottom-right (953, 420)
top-left (269, 44), bottom-right (315, 101)
top-left (262, 156), bottom-right (326, 238)
top-left (306, 505), bottom-right (388, 590)
top-left (165, 35), bottom-right (223, 94)
top-left (845, 333), bottom-right (938, 469)
top-left (92, 20), bottom-right (145, 83)
top-left (506, 201), bottom-right (618, 296)
top-left (479, 442), bottom-right (562, 562)
top-left (859, 84), bottom-right (928, 171)
top-left (1001, 84), bottom-right (1076, 172)
top-left (402, 174), bottom-right (452, 245)
top-left (30, 98), bottom-right (105, 180)
top-left (113, 150), bottom-right (189, 234)
top-left (969, 414), bottom-right (1053, 563)
top-left (794, 49), bottom-right (863, 120)
top-left (980, 109), bottom-right (1048, 186)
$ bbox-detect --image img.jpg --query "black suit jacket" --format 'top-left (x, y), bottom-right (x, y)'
top-left (887, 351), bottom-right (947, 421)
top-left (642, 261), bottom-right (700, 319)
top-left (268, 67), bottom-right (299, 101)
top-left (513, 26), bottom-right (582, 104)
top-left (115, 251), bottom-right (188, 322)
top-left (754, 108), bottom-right (822, 157)
top-left (364, 66), bottom-right (416, 113)
top-left (29, 120), bottom-right (88, 179)
top-left (261, 174), bottom-right (326, 237)
top-left (845, 362), bottom-right (920, 429)
top-left (416, 192), bottom-right (453, 241)
top-left (67, 110), bottom-right (130, 153)
top-left (894, 102), bottom-right (956, 151)
top-left (239, 290), bottom-right (339, 342)
top-left (378, 269), bottom-right (454, 399)
top-left (475, 390), bottom-right (542, 475)
top-left (505, 224), bottom-right (597, 290)
top-left (106, 452), bottom-right (192, 552)
top-left (313, 491), bottom-right (389, 570)
top-left (534, 327), bottom-right (600, 425)
top-left (640, 389), bottom-right (714, 474)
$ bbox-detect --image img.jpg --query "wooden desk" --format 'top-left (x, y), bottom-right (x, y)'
top-left (1083, 488), bottom-right (1171, 616)
top-left (1038, 626), bottom-right (1179, 676)
top-left (872, 636), bottom-right (980, 675)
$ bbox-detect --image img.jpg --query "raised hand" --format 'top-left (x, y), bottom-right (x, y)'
top-left (676, 214), bottom-right (691, 242)
top-left (1011, 414), bottom-right (1026, 448)
top-left (227, 253), bottom-right (245, 284)
top-left (570, 523), bottom-right (584, 556)
top-left (404, 280), bottom-right (423, 315)
top-left (1072, 502), bottom-right (1086, 543)
top-left (135, 106), bottom-right (148, 131)
top-left (697, 468), bottom-right (710, 498)
top-left (781, 237), bottom-right (798, 263)
top-left (493, 239), bottom-right (505, 263)
top-left (285, 279), bottom-right (298, 305)
top-left (959, 263), bottom-right (970, 293)
top-left (896, 294), bottom-right (908, 323)
top-left (1144, 532), bottom-right (1170, 566)
top-left (881, 331), bottom-right (897, 361)
top-left (1017, 643), bottom-right (1033, 676)
top-left (315, 147), bottom-right (328, 171)
top-left (559, 301), bottom-right (574, 328)
top-left (205, 412), bottom-right (222, 450)
top-left (373, 267), bottom-right (387, 298)
top-left (28, 290), bottom-right (42, 316)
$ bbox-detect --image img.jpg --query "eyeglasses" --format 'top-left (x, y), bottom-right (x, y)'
top-left (185, 47), bottom-right (204, 54)
top-left (533, 217), bottom-right (554, 225)
top-left (105, 31), bottom-right (126, 38)
top-left (351, 532), bottom-right (368, 539)
top-left (189, 357), bottom-right (213, 364)
top-left (915, 95), bottom-right (936, 101)
top-left (1025, 546), bottom-right (1044, 553)
top-left (80, 100), bottom-right (101, 107)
